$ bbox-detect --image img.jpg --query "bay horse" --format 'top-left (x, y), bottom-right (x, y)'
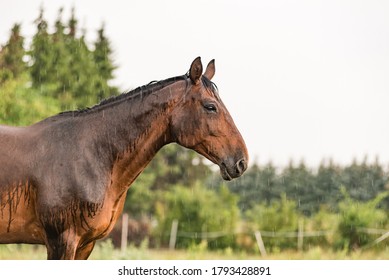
top-left (0, 57), bottom-right (248, 259)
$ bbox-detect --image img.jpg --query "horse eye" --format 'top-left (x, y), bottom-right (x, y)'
top-left (203, 103), bottom-right (217, 113)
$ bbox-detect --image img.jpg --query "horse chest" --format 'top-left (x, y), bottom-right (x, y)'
top-left (75, 188), bottom-right (128, 244)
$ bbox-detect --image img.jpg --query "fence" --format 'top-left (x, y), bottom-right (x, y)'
top-left (119, 215), bottom-right (389, 254)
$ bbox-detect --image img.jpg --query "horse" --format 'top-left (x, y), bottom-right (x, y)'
top-left (0, 57), bottom-right (248, 259)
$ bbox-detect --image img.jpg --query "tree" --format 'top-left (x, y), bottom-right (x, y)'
top-left (28, 7), bottom-right (119, 109)
top-left (63, 31), bottom-right (99, 108)
top-left (340, 158), bottom-right (387, 203)
top-left (245, 194), bottom-right (300, 252)
top-left (218, 162), bottom-right (280, 212)
top-left (0, 23), bottom-right (26, 82)
top-left (279, 161), bottom-right (317, 215)
top-left (0, 74), bottom-right (60, 126)
top-left (50, 7), bottom-right (75, 104)
top-left (29, 7), bottom-right (56, 87)
top-left (154, 183), bottom-right (239, 250)
top-left (0, 23), bottom-right (27, 83)
top-left (335, 188), bottom-right (388, 251)
top-left (314, 160), bottom-right (343, 211)
top-left (68, 7), bottom-right (77, 38)
top-left (124, 145), bottom-right (213, 218)
top-left (93, 24), bottom-right (117, 101)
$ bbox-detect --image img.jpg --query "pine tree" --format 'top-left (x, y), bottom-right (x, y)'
top-left (68, 7), bottom-right (77, 38)
top-left (29, 7), bottom-right (56, 87)
top-left (315, 160), bottom-right (342, 210)
top-left (68, 32), bottom-right (100, 107)
top-left (57, 7), bottom-right (94, 108)
top-left (225, 162), bottom-right (280, 211)
top-left (93, 23), bottom-right (117, 100)
top-left (52, 8), bottom-right (71, 98)
top-left (280, 161), bottom-right (317, 215)
top-left (341, 158), bottom-right (387, 202)
top-left (0, 23), bottom-right (26, 82)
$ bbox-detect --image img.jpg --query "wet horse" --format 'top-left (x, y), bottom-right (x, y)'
top-left (0, 57), bottom-right (248, 259)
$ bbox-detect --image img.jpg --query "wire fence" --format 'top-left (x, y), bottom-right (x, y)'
top-left (120, 214), bottom-right (389, 254)
top-left (171, 227), bottom-right (389, 239)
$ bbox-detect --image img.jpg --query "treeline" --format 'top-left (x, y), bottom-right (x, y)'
top-left (120, 155), bottom-right (389, 252)
top-left (2, 8), bottom-right (389, 254)
top-left (0, 7), bottom-right (117, 125)
top-left (220, 159), bottom-right (389, 215)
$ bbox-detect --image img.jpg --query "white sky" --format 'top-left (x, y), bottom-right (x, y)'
top-left (1, 0), bottom-right (389, 167)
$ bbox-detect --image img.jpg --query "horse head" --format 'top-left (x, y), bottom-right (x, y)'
top-left (170, 57), bottom-right (248, 180)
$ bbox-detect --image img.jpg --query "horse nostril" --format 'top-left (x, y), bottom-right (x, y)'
top-left (235, 158), bottom-right (247, 176)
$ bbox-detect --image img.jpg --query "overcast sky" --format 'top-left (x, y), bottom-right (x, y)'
top-left (1, 0), bottom-right (389, 167)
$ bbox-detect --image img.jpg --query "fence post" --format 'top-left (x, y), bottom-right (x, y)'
top-left (202, 224), bottom-right (208, 243)
top-left (169, 219), bottom-right (179, 250)
top-left (121, 213), bottom-right (129, 253)
top-left (373, 231), bottom-right (389, 245)
top-left (254, 231), bottom-right (267, 257)
top-left (298, 218), bottom-right (304, 252)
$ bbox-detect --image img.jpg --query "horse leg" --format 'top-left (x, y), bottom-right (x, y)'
top-left (45, 231), bottom-right (79, 260)
top-left (75, 241), bottom-right (96, 260)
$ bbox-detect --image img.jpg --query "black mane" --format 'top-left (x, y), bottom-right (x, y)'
top-left (57, 73), bottom-right (218, 117)
top-left (99, 75), bottom-right (189, 108)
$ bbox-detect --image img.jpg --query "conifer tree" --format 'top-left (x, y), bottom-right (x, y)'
top-left (52, 8), bottom-right (71, 98)
top-left (68, 7), bottom-right (77, 39)
top-left (58, 7), bottom-right (93, 108)
top-left (29, 7), bottom-right (55, 87)
top-left (93, 24), bottom-right (117, 100)
top-left (69, 32), bottom-right (100, 107)
top-left (0, 23), bottom-right (26, 82)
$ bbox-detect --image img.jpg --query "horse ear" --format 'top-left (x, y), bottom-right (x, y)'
top-left (204, 59), bottom-right (215, 80)
top-left (189, 57), bottom-right (203, 84)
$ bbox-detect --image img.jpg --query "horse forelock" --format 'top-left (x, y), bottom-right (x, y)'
top-left (201, 76), bottom-right (220, 101)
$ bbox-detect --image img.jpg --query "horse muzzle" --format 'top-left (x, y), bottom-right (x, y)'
top-left (220, 157), bottom-right (248, 181)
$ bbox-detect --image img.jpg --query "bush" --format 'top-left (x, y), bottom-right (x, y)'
top-left (305, 205), bottom-right (338, 248)
top-left (245, 194), bottom-right (300, 252)
top-left (154, 183), bottom-right (239, 250)
top-left (334, 187), bottom-right (388, 251)
top-left (0, 75), bottom-right (60, 126)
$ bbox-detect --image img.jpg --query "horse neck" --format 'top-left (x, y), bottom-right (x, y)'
top-left (89, 80), bottom-right (187, 189)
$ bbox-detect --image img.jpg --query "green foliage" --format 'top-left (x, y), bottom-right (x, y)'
top-left (0, 74), bottom-right (60, 126)
top-left (223, 159), bottom-right (389, 217)
top-left (124, 176), bottom-right (157, 218)
top-left (341, 159), bottom-right (387, 203)
top-left (334, 187), bottom-right (388, 251)
top-left (29, 8), bottom-right (54, 87)
top-left (279, 161), bottom-right (317, 215)
top-left (154, 183), bottom-right (239, 250)
top-left (124, 144), bottom-right (213, 218)
top-left (93, 24), bottom-right (117, 101)
top-left (223, 163), bottom-right (279, 212)
top-left (0, 23), bottom-right (26, 81)
top-left (306, 205), bottom-right (339, 248)
top-left (148, 145), bottom-right (212, 190)
top-left (314, 161), bottom-right (343, 211)
top-left (28, 7), bottom-right (118, 110)
top-left (245, 194), bottom-right (300, 252)
top-left (1, 6), bottom-right (118, 124)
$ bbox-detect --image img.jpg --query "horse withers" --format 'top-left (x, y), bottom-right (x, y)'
top-left (0, 57), bottom-right (248, 259)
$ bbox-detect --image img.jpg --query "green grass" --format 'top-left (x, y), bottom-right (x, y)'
top-left (1, 240), bottom-right (389, 260)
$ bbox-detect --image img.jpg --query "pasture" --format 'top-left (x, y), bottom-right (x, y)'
top-left (1, 240), bottom-right (388, 260)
